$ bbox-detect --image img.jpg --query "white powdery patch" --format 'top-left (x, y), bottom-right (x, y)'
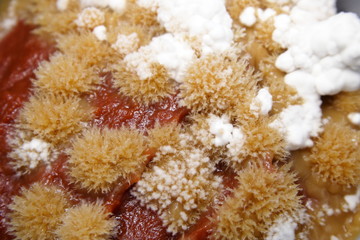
top-left (207, 115), bottom-right (244, 146)
top-left (265, 215), bottom-right (297, 240)
top-left (80, 0), bottom-right (127, 13)
top-left (92, 25), bottom-right (107, 41)
top-left (265, 209), bottom-right (309, 240)
top-left (289, 0), bottom-right (336, 24)
top-left (137, 0), bottom-right (233, 55)
top-left (132, 140), bottom-right (222, 233)
top-left (348, 112), bottom-right (360, 126)
top-left (275, 13), bottom-right (360, 95)
top-left (270, 104), bottom-right (322, 150)
top-left (124, 33), bottom-right (195, 82)
top-left (239, 7), bottom-right (276, 27)
top-left (270, 71), bottom-right (323, 150)
top-left (344, 187), bottom-right (360, 212)
top-left (208, 114), bottom-right (234, 147)
top-left (1, 18), bottom-right (16, 31)
top-left (207, 114), bottom-right (245, 156)
top-left (239, 7), bottom-right (257, 27)
top-left (56, 0), bottom-right (69, 11)
top-left (75, 7), bottom-right (105, 29)
top-left (271, 0), bottom-right (360, 150)
top-left (321, 204), bottom-right (335, 216)
top-left (0, 0), bottom-right (17, 38)
top-left (10, 138), bottom-right (53, 170)
top-left (112, 33), bottom-right (139, 55)
top-left (250, 87), bottom-right (273, 116)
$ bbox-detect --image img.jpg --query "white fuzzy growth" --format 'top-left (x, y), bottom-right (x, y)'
top-left (348, 112), bottom-right (360, 126)
top-left (80, 0), bottom-right (127, 13)
top-left (271, 104), bottom-right (322, 150)
top-left (271, 0), bottom-right (360, 150)
top-left (124, 33), bottom-right (194, 82)
top-left (112, 33), bottom-right (139, 55)
top-left (92, 25), bottom-right (107, 41)
top-left (208, 115), bottom-right (234, 147)
top-left (207, 114), bottom-right (245, 156)
top-left (56, 0), bottom-right (69, 11)
top-left (250, 88), bottom-right (273, 116)
top-left (75, 7), bottom-right (105, 29)
top-left (265, 215), bottom-right (297, 240)
top-left (290, 0), bottom-right (336, 24)
top-left (275, 13), bottom-right (360, 96)
top-left (207, 115), bottom-right (243, 147)
top-left (270, 71), bottom-right (323, 150)
top-left (137, 0), bottom-right (233, 55)
top-left (239, 7), bottom-right (257, 27)
top-left (12, 138), bottom-right (52, 169)
top-left (273, 0), bottom-right (337, 57)
top-left (274, 0), bottom-right (360, 96)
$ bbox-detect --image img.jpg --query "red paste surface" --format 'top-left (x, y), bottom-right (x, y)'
top-left (0, 22), bottom-right (55, 239)
top-left (115, 192), bottom-right (176, 240)
top-left (89, 73), bottom-right (189, 131)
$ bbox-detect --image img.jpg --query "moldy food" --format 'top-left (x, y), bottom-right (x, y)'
top-left (0, 0), bottom-right (359, 239)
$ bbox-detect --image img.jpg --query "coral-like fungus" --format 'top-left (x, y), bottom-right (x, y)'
top-left (259, 55), bottom-right (301, 114)
top-left (68, 127), bottom-right (148, 193)
top-left (33, 53), bottom-right (100, 95)
top-left (55, 202), bottom-right (116, 240)
top-left (305, 120), bottom-right (360, 186)
top-left (17, 93), bottom-right (93, 145)
top-left (56, 31), bottom-right (118, 67)
top-left (122, 1), bottom-right (164, 30)
top-left (132, 134), bottom-right (222, 234)
top-left (112, 62), bottom-right (175, 104)
top-left (8, 183), bottom-right (69, 240)
top-left (186, 113), bottom-right (287, 169)
top-left (254, 19), bottom-right (282, 53)
top-left (213, 164), bottom-right (303, 240)
top-left (180, 48), bottom-right (260, 115)
top-left (147, 122), bottom-right (182, 150)
top-left (236, 117), bottom-right (288, 162)
top-left (333, 90), bottom-right (360, 114)
top-left (8, 130), bottom-right (57, 175)
top-left (76, 7), bottom-right (105, 29)
top-left (106, 15), bottom-right (159, 48)
top-left (15, 0), bottom-right (79, 37)
top-left (109, 31), bottom-right (140, 55)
